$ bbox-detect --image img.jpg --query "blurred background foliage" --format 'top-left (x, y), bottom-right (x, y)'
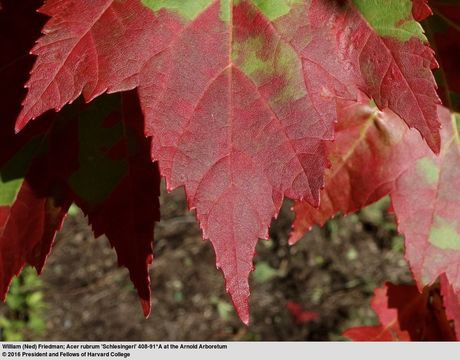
top-left (0, 190), bottom-right (410, 341)
top-left (0, 267), bottom-right (45, 340)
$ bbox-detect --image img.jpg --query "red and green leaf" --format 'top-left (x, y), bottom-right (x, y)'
top-left (13, 0), bottom-right (442, 322)
top-left (391, 107), bottom-right (460, 300)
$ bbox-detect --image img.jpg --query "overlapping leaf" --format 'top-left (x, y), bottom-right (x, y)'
top-left (440, 274), bottom-right (460, 338)
top-left (0, 0), bottom-right (65, 300)
top-left (344, 282), bottom-right (456, 341)
top-left (412, 0), bottom-right (432, 21)
top-left (290, 1), bottom-right (460, 335)
top-left (391, 107), bottom-right (460, 301)
top-left (2, 98), bottom-right (161, 314)
top-left (291, 105), bottom-right (460, 339)
top-left (0, 0), bottom-right (160, 315)
top-left (13, 0), bottom-right (442, 322)
top-left (69, 93), bottom-right (161, 316)
top-left (0, 93), bottom-right (161, 316)
top-left (290, 101), bottom-right (426, 244)
top-left (343, 284), bottom-right (411, 341)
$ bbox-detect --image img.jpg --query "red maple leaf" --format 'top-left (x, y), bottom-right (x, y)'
top-left (291, 104), bottom-right (460, 336)
top-left (0, 0), bottom-right (66, 303)
top-left (0, 0), bottom-right (161, 316)
top-left (344, 282), bottom-right (456, 341)
top-left (391, 107), bottom-right (460, 304)
top-left (290, 101), bottom-right (427, 244)
top-left (11, 0), bottom-right (441, 323)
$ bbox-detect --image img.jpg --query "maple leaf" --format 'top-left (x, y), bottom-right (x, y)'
top-left (0, 93), bottom-right (161, 316)
top-left (14, 0), bottom-right (441, 323)
top-left (0, 93), bottom-right (162, 315)
top-left (290, 101), bottom-right (427, 244)
top-left (391, 107), bottom-right (460, 302)
top-left (331, 0), bottom-right (442, 151)
top-left (343, 282), bottom-right (456, 341)
top-left (292, 105), bottom-right (460, 334)
top-left (0, 181), bottom-right (69, 299)
top-left (343, 285), bottom-right (410, 341)
top-left (0, 1), bottom-right (161, 316)
top-left (0, 0), bottom-right (65, 301)
top-left (67, 92), bottom-right (161, 317)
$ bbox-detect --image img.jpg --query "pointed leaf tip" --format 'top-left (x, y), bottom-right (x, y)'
top-left (141, 297), bottom-right (151, 318)
top-left (412, 0), bottom-right (432, 21)
top-left (14, 120), bottom-right (24, 134)
top-left (231, 295), bottom-right (250, 325)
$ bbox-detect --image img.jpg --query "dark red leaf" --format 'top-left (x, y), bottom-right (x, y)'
top-left (440, 274), bottom-right (460, 338)
top-left (344, 282), bottom-right (456, 341)
top-left (0, 1), bottom-right (161, 311)
top-left (423, 1), bottom-right (460, 111)
top-left (412, 0), bottom-right (432, 21)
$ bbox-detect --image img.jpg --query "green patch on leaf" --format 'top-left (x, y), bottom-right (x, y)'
top-left (0, 178), bottom-right (22, 206)
top-left (233, 34), bottom-right (305, 105)
top-left (233, 36), bottom-right (269, 77)
top-left (219, 0), bottom-right (231, 22)
top-left (141, 0), bottom-right (213, 21)
top-left (250, 0), bottom-right (302, 21)
top-left (429, 217), bottom-right (460, 250)
top-left (0, 139), bottom-right (42, 206)
top-left (454, 113), bottom-right (460, 136)
top-left (352, 0), bottom-right (426, 42)
top-left (416, 157), bottom-right (439, 185)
